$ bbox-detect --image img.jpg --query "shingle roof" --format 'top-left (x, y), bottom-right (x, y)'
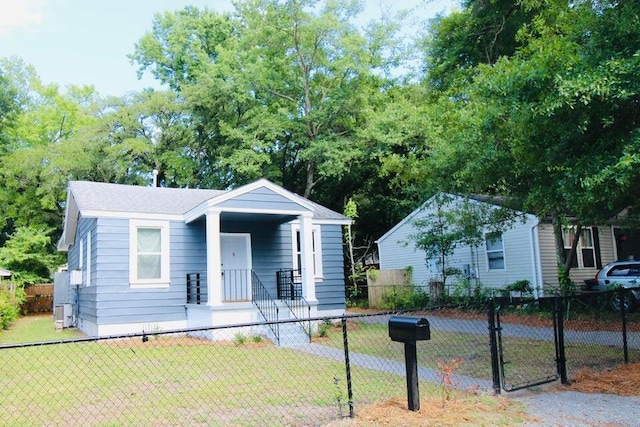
top-left (69, 181), bottom-right (225, 215)
top-left (68, 180), bottom-right (348, 220)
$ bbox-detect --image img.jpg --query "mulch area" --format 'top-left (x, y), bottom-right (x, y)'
top-left (559, 363), bottom-right (640, 397)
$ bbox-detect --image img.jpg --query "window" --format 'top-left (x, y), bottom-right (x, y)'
top-left (485, 232), bottom-right (505, 270)
top-left (563, 227), bottom-right (595, 269)
top-left (130, 220), bottom-right (170, 288)
top-left (291, 223), bottom-right (323, 279)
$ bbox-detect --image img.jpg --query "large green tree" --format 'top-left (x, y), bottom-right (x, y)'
top-left (420, 0), bottom-right (640, 291)
top-left (132, 0), bottom-right (406, 198)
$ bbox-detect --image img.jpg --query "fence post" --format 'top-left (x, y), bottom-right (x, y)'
top-left (619, 287), bottom-right (629, 364)
top-left (341, 317), bottom-right (354, 418)
top-left (487, 298), bottom-right (501, 395)
top-left (554, 295), bottom-right (568, 384)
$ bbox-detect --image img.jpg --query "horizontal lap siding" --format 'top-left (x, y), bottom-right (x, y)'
top-left (71, 217), bottom-right (98, 323)
top-left (475, 218), bottom-right (537, 289)
top-left (217, 187), bottom-right (309, 212)
top-left (93, 218), bottom-right (188, 325)
top-left (316, 225), bottom-right (346, 310)
top-left (378, 210), bottom-right (433, 286)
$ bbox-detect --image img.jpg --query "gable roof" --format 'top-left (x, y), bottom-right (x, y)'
top-left (0, 268), bottom-right (12, 278)
top-left (376, 192), bottom-right (533, 245)
top-left (58, 179), bottom-right (350, 251)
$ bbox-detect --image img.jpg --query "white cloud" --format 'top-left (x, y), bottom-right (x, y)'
top-left (0, 0), bottom-right (45, 36)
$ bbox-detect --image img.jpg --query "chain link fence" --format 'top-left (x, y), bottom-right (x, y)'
top-left (1, 293), bottom-right (638, 426)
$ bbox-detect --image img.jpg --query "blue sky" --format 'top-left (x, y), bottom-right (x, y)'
top-left (0, 0), bottom-right (453, 97)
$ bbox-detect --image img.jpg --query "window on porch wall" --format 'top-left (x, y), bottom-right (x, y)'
top-left (291, 224), bottom-right (323, 279)
top-left (563, 227), bottom-right (595, 269)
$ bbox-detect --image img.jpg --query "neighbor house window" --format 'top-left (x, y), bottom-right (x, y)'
top-left (129, 220), bottom-right (170, 288)
top-left (563, 227), bottom-right (595, 269)
top-left (291, 224), bottom-right (323, 279)
top-left (485, 232), bottom-right (505, 270)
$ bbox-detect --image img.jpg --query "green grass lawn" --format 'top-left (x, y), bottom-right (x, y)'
top-left (0, 315), bottom-right (529, 426)
top-left (0, 314), bottom-right (85, 344)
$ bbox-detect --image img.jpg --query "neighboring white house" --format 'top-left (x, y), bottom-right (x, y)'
top-left (0, 268), bottom-right (12, 283)
top-left (376, 193), bottom-right (625, 295)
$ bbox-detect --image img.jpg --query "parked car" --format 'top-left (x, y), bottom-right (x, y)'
top-left (586, 260), bottom-right (640, 311)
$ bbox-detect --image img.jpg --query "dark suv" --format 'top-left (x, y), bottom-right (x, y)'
top-left (588, 260), bottom-right (640, 311)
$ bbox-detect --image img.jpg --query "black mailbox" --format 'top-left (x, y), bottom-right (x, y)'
top-left (389, 316), bottom-right (430, 343)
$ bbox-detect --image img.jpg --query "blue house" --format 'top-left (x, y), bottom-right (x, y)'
top-left (57, 179), bottom-right (350, 338)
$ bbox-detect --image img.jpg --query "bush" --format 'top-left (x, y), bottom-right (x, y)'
top-left (381, 285), bottom-right (429, 310)
top-left (0, 285), bottom-right (26, 329)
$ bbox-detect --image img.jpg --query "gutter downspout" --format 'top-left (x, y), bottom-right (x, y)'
top-left (529, 217), bottom-right (542, 298)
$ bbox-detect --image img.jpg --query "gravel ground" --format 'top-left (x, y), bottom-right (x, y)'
top-left (510, 387), bottom-right (640, 426)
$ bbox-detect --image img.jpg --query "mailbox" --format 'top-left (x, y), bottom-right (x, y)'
top-left (388, 316), bottom-right (430, 343)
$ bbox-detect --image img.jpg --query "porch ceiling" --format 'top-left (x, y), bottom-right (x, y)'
top-left (220, 211), bottom-right (298, 223)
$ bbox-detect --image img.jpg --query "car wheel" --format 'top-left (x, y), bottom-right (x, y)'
top-left (611, 292), bottom-right (637, 312)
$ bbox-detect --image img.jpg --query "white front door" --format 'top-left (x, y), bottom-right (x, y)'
top-left (220, 233), bottom-right (252, 301)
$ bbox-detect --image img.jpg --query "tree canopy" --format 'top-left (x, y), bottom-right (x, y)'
top-left (1, 0), bottom-right (639, 291)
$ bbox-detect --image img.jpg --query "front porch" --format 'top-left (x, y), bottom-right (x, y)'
top-left (184, 268), bottom-right (316, 345)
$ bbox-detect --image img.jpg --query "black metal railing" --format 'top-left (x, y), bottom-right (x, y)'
top-left (277, 269), bottom-right (311, 341)
top-left (186, 272), bottom-right (205, 304)
top-left (277, 269), bottom-right (302, 300)
top-left (251, 271), bottom-right (280, 345)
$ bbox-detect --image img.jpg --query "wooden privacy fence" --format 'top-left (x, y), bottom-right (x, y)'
top-left (22, 284), bottom-right (54, 314)
top-left (366, 269), bottom-right (411, 308)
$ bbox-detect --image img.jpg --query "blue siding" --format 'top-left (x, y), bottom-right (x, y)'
top-left (316, 224), bottom-right (346, 310)
top-left (70, 214), bottom-right (344, 327)
top-left (70, 216), bottom-right (98, 324)
top-left (91, 218), bottom-right (188, 325)
top-left (217, 187), bottom-right (309, 212)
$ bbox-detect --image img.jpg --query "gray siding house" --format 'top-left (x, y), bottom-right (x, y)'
top-left (57, 179), bottom-right (350, 337)
top-left (377, 194), bottom-right (625, 296)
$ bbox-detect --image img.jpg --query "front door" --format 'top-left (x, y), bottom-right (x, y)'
top-left (220, 233), bottom-right (252, 301)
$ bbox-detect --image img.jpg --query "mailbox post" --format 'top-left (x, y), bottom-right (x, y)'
top-left (388, 316), bottom-right (430, 411)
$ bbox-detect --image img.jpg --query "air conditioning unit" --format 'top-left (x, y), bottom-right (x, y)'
top-left (54, 304), bottom-right (73, 329)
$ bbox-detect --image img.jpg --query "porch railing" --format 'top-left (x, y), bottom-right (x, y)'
top-left (277, 269), bottom-right (311, 341)
top-left (251, 271), bottom-right (280, 345)
top-left (222, 269), bottom-right (252, 302)
top-left (276, 269), bottom-right (302, 300)
top-left (186, 273), bottom-right (205, 304)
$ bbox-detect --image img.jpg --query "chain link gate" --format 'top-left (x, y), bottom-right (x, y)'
top-left (488, 297), bottom-right (564, 393)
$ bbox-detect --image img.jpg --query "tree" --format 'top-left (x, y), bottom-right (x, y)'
top-left (131, 0), bottom-right (406, 197)
top-left (0, 226), bottom-right (63, 285)
top-left (417, 0), bottom-right (640, 292)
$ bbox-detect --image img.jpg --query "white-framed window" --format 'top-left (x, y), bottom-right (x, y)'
top-left (291, 223), bottom-right (323, 279)
top-left (563, 227), bottom-right (595, 269)
top-left (485, 232), bottom-right (505, 270)
top-left (129, 220), bottom-right (170, 288)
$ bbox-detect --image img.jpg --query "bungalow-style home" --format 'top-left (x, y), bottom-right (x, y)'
top-left (377, 193), bottom-right (638, 296)
top-left (57, 179), bottom-right (350, 338)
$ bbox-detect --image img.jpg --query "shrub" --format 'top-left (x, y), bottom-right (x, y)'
top-left (381, 285), bottom-right (429, 310)
top-left (0, 285), bottom-right (26, 330)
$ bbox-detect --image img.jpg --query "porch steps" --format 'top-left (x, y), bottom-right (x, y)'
top-left (263, 301), bottom-right (311, 347)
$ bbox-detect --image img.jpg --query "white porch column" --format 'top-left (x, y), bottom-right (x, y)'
top-left (206, 210), bottom-right (223, 306)
top-left (299, 212), bottom-right (317, 302)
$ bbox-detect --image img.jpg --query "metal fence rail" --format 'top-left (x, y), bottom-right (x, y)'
top-left (1, 293), bottom-right (638, 426)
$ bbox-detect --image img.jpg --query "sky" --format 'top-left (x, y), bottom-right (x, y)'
top-left (0, 0), bottom-right (454, 97)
